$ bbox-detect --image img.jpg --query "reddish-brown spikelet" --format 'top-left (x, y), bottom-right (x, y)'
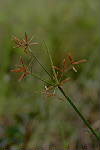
top-left (60, 77), bottom-right (71, 86)
top-left (68, 54), bottom-right (87, 65)
top-left (72, 59), bottom-right (87, 65)
top-left (53, 58), bottom-right (67, 73)
top-left (13, 32), bottom-right (38, 54)
top-left (25, 32), bottom-right (28, 42)
top-left (11, 57), bottom-right (30, 81)
top-left (18, 72), bottom-right (30, 81)
top-left (53, 66), bottom-right (63, 72)
top-left (63, 58), bottom-right (67, 71)
top-left (68, 54), bottom-right (74, 64)
top-left (68, 54), bottom-right (87, 72)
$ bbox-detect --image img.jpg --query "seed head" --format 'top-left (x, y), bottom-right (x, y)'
top-left (11, 56), bottom-right (30, 81)
top-left (13, 32), bottom-right (38, 54)
top-left (68, 54), bottom-right (87, 72)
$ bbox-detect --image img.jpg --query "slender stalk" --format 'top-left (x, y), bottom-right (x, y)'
top-left (29, 50), bottom-right (52, 79)
top-left (28, 57), bottom-right (35, 67)
top-left (58, 86), bottom-right (100, 141)
top-left (31, 73), bottom-right (53, 86)
top-left (43, 40), bottom-right (59, 84)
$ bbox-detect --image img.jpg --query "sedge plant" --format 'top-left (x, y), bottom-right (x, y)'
top-left (11, 32), bottom-right (100, 142)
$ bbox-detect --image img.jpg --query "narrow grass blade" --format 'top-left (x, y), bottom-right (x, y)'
top-left (43, 40), bottom-right (59, 84)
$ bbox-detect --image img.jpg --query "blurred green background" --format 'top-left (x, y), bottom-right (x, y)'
top-left (0, 0), bottom-right (99, 148)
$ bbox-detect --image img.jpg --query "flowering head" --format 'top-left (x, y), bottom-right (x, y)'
top-left (11, 33), bottom-right (87, 98)
top-left (13, 32), bottom-right (38, 54)
top-left (11, 56), bottom-right (31, 81)
top-left (68, 54), bottom-right (87, 72)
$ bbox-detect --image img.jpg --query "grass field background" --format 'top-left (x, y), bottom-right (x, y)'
top-left (0, 0), bottom-right (99, 149)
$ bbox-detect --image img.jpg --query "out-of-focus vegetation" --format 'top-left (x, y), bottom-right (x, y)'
top-left (0, 0), bottom-right (99, 149)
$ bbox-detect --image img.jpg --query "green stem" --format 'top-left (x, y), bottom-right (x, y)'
top-left (31, 73), bottom-right (53, 86)
top-left (43, 40), bottom-right (59, 84)
top-left (29, 50), bottom-right (52, 79)
top-left (58, 86), bottom-right (100, 142)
